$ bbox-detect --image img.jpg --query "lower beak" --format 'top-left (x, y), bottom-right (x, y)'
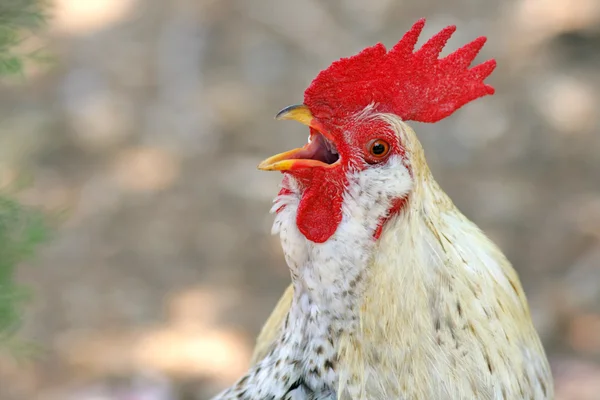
top-left (257, 147), bottom-right (329, 171)
top-left (258, 104), bottom-right (332, 172)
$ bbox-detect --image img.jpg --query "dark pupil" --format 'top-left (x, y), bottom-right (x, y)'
top-left (372, 143), bottom-right (386, 155)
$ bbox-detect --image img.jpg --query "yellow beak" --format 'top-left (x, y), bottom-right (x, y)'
top-left (273, 104), bottom-right (314, 125)
top-left (258, 104), bottom-right (331, 171)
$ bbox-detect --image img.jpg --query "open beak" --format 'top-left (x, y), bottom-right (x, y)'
top-left (258, 104), bottom-right (340, 171)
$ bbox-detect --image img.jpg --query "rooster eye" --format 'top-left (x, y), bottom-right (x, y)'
top-left (367, 139), bottom-right (390, 161)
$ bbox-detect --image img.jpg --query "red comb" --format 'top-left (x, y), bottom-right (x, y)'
top-left (303, 19), bottom-right (496, 125)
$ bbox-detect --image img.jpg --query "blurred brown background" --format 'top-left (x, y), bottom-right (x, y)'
top-left (1, 0), bottom-right (599, 399)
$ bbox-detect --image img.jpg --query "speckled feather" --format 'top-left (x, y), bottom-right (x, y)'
top-left (246, 119), bottom-right (553, 399)
top-left (214, 125), bottom-right (414, 399)
top-left (212, 19), bottom-right (552, 400)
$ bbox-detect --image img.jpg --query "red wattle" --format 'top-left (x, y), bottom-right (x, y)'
top-left (295, 173), bottom-right (344, 243)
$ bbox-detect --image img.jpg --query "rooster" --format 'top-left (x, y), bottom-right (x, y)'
top-left (212, 19), bottom-right (553, 400)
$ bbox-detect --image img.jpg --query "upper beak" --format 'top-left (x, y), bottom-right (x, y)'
top-left (258, 104), bottom-right (334, 171)
top-left (274, 104), bottom-right (314, 125)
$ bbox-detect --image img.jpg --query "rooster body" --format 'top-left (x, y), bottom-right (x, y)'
top-left (212, 20), bottom-right (553, 400)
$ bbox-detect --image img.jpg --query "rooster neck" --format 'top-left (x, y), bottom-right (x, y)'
top-left (217, 118), bottom-right (553, 399)
top-left (270, 158), bottom-right (412, 394)
top-left (213, 156), bottom-right (412, 400)
top-left (272, 154), bottom-right (412, 312)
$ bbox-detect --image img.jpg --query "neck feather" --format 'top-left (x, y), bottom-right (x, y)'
top-left (335, 167), bottom-right (549, 399)
top-left (215, 117), bottom-right (552, 399)
top-left (213, 155), bottom-right (411, 399)
top-left (273, 154), bottom-right (412, 312)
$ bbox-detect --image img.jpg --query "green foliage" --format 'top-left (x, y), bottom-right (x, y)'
top-left (0, 0), bottom-right (49, 347)
top-left (0, 0), bottom-right (48, 77)
top-left (0, 197), bottom-right (47, 343)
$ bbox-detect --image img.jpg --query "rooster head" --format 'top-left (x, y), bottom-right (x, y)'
top-left (258, 19), bottom-right (496, 244)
